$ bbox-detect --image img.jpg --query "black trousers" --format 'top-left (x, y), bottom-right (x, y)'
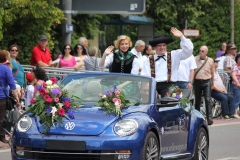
top-left (156, 81), bottom-right (175, 98)
top-left (0, 99), bottom-right (6, 135)
top-left (194, 79), bottom-right (212, 120)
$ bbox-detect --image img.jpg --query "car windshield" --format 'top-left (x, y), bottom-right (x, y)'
top-left (61, 74), bottom-right (151, 105)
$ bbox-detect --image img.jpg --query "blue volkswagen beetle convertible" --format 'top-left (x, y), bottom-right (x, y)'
top-left (11, 72), bottom-right (209, 160)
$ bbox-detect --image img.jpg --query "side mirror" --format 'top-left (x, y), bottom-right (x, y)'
top-left (157, 97), bottom-right (179, 107)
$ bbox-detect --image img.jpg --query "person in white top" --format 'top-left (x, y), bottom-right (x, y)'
top-left (176, 55), bottom-right (197, 89)
top-left (141, 27), bottom-right (193, 98)
top-left (24, 71), bottom-right (35, 110)
top-left (131, 40), bottom-right (145, 70)
top-left (99, 35), bottom-right (140, 75)
top-left (216, 54), bottom-right (225, 70)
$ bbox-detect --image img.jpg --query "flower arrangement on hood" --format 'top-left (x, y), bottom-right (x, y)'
top-left (168, 85), bottom-right (193, 112)
top-left (27, 77), bottom-right (80, 133)
top-left (95, 84), bottom-right (131, 116)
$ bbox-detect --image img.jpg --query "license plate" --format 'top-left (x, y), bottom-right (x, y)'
top-left (46, 140), bottom-right (86, 151)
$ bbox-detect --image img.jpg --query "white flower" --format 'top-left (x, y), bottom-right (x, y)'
top-left (53, 84), bottom-right (59, 88)
top-left (47, 86), bottom-right (51, 89)
top-left (172, 93), bottom-right (176, 98)
top-left (58, 103), bottom-right (64, 108)
top-left (46, 80), bottom-right (53, 86)
top-left (51, 107), bottom-right (57, 116)
top-left (179, 92), bottom-right (183, 98)
top-left (102, 95), bottom-right (107, 99)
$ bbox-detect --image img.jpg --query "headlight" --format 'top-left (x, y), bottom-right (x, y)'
top-left (17, 116), bottom-right (32, 132)
top-left (114, 119), bottom-right (138, 136)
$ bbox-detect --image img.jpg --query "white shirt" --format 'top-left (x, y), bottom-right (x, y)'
top-left (142, 55), bottom-right (149, 64)
top-left (131, 47), bottom-right (143, 68)
top-left (177, 55), bottom-right (197, 81)
top-left (216, 56), bottom-right (225, 70)
top-left (103, 53), bottom-right (140, 75)
top-left (24, 84), bottom-right (34, 109)
top-left (141, 36), bottom-right (193, 82)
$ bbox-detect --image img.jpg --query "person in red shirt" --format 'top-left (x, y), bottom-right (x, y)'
top-left (30, 35), bottom-right (52, 67)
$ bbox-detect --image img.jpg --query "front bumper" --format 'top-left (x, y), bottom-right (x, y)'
top-left (11, 133), bottom-right (144, 160)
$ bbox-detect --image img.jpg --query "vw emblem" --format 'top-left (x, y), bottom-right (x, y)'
top-left (65, 122), bottom-right (75, 130)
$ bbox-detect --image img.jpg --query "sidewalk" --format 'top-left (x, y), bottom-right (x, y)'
top-left (1, 118), bottom-right (240, 152)
top-left (0, 135), bottom-right (11, 151)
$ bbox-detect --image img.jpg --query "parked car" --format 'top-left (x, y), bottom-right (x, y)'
top-left (11, 72), bottom-right (209, 160)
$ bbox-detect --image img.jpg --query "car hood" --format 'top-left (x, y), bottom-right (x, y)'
top-left (35, 104), bottom-right (152, 135)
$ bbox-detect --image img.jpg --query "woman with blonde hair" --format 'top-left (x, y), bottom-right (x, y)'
top-left (84, 46), bottom-right (101, 71)
top-left (2, 50), bottom-right (12, 69)
top-left (99, 35), bottom-right (139, 74)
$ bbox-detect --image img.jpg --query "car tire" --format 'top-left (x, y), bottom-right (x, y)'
top-left (192, 128), bottom-right (209, 160)
top-left (142, 131), bottom-right (160, 160)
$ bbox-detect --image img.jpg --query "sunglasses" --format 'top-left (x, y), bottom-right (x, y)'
top-left (11, 50), bottom-right (19, 52)
top-left (77, 47), bottom-right (83, 49)
top-left (65, 48), bottom-right (71, 50)
top-left (199, 50), bottom-right (205, 53)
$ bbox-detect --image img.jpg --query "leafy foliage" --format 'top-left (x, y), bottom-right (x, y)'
top-left (0, 0), bottom-right (64, 64)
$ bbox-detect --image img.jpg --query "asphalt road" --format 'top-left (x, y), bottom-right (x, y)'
top-left (1, 121), bottom-right (240, 160)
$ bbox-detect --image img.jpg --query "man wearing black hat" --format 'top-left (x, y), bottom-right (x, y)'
top-left (141, 27), bottom-right (193, 98)
top-left (30, 35), bottom-right (52, 67)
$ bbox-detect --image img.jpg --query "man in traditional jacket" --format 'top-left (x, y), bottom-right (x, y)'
top-left (141, 28), bottom-right (193, 98)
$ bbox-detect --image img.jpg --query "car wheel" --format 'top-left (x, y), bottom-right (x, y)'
top-left (193, 128), bottom-right (209, 160)
top-left (142, 131), bottom-right (159, 160)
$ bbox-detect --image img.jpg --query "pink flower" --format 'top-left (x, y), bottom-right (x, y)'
top-left (39, 88), bottom-right (46, 95)
top-left (112, 98), bottom-right (118, 103)
top-left (46, 98), bottom-right (53, 103)
top-left (98, 92), bottom-right (102, 98)
top-left (65, 101), bottom-right (71, 109)
top-left (114, 99), bottom-right (121, 106)
top-left (45, 89), bottom-right (49, 93)
top-left (42, 81), bottom-right (47, 87)
top-left (44, 94), bottom-right (50, 100)
top-left (54, 98), bottom-right (59, 102)
top-left (30, 98), bottom-right (36, 104)
top-left (114, 91), bottom-right (120, 96)
top-left (58, 108), bottom-right (65, 116)
top-left (50, 77), bottom-right (57, 84)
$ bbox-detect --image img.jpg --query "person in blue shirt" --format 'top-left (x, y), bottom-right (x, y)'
top-left (0, 50), bottom-right (19, 143)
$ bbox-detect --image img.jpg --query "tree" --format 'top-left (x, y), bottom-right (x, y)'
top-left (0, 0), bottom-right (64, 64)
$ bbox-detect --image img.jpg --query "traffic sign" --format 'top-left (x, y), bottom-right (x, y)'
top-left (183, 29), bottom-right (200, 37)
top-left (60, 0), bottom-right (145, 14)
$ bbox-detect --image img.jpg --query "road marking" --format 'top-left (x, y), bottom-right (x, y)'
top-left (217, 157), bottom-right (240, 160)
top-left (0, 149), bottom-right (10, 153)
top-left (210, 121), bottom-right (240, 127)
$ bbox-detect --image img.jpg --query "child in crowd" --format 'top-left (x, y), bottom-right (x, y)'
top-left (31, 66), bottom-right (48, 95)
top-left (24, 71), bottom-right (35, 110)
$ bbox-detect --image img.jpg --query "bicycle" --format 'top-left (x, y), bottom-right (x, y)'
top-left (200, 97), bottom-right (222, 119)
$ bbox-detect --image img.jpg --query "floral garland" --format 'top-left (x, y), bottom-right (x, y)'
top-left (149, 56), bottom-right (155, 78)
top-left (167, 52), bottom-right (171, 81)
top-left (95, 84), bottom-right (131, 116)
top-left (149, 52), bottom-right (171, 80)
top-left (27, 77), bottom-right (80, 133)
top-left (168, 85), bottom-right (193, 112)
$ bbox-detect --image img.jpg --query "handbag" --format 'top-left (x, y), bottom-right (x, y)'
top-left (0, 83), bottom-right (16, 111)
top-left (5, 107), bottom-right (21, 125)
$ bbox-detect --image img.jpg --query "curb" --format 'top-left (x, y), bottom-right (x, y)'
top-left (0, 149), bottom-right (11, 153)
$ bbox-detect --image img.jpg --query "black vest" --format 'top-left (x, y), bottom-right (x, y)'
top-left (110, 53), bottom-right (136, 74)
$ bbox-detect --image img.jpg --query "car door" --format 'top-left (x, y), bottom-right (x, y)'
top-left (158, 105), bottom-right (190, 155)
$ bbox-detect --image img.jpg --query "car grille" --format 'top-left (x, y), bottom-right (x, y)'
top-left (17, 148), bottom-right (116, 160)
